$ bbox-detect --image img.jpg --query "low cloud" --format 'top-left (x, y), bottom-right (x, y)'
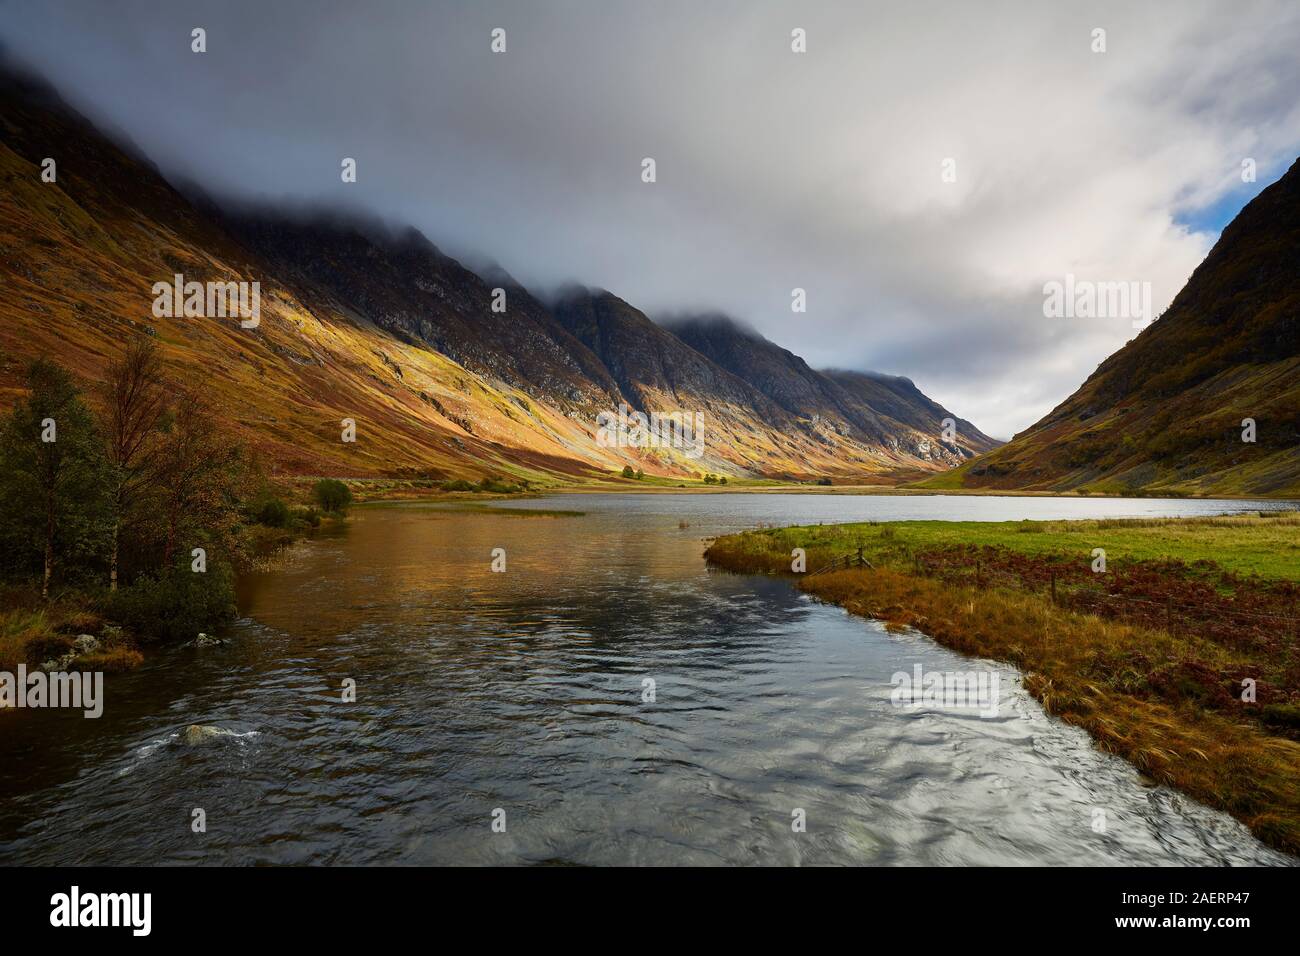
top-left (3, 0), bottom-right (1298, 437)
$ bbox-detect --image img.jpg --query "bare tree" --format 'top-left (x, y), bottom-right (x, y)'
top-left (156, 386), bottom-right (244, 568)
top-left (102, 337), bottom-right (167, 590)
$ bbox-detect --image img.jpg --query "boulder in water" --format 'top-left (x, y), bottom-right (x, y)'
top-left (178, 724), bottom-right (229, 746)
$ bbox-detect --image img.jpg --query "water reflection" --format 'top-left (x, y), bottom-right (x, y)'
top-left (0, 494), bottom-right (1292, 865)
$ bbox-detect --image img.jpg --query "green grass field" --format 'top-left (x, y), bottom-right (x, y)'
top-left (714, 513), bottom-right (1300, 580)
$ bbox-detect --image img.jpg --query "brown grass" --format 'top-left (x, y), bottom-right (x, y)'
top-left (0, 592), bottom-right (142, 674)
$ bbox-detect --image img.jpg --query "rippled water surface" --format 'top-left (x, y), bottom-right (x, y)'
top-left (1, 493), bottom-right (1294, 865)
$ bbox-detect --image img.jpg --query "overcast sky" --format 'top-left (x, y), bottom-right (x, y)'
top-left (3, 0), bottom-right (1298, 438)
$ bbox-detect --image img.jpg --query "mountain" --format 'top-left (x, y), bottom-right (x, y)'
top-left (932, 157), bottom-right (1300, 497)
top-left (0, 64), bottom-right (609, 482)
top-left (0, 59), bottom-right (994, 484)
top-left (224, 213), bottom-right (622, 413)
top-left (663, 313), bottom-right (1000, 465)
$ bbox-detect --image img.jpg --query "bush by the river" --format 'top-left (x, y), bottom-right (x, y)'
top-left (313, 478), bottom-right (353, 513)
top-left (105, 562), bottom-right (238, 644)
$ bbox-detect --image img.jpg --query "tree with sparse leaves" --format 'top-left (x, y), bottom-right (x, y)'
top-left (152, 386), bottom-right (246, 569)
top-left (102, 336), bottom-right (168, 591)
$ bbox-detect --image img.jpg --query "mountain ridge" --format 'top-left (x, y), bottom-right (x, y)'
top-left (663, 312), bottom-right (1000, 465)
top-left (0, 59), bottom-right (999, 484)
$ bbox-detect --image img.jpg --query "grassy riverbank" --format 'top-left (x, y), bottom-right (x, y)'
top-left (705, 513), bottom-right (1300, 854)
top-left (0, 598), bottom-right (143, 675)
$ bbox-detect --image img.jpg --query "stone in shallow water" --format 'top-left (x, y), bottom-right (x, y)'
top-left (178, 724), bottom-right (229, 746)
top-left (185, 633), bottom-right (225, 648)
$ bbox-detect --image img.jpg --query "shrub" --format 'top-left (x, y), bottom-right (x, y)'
top-left (622, 465), bottom-right (635, 478)
top-left (441, 479), bottom-right (476, 492)
top-left (58, 609), bottom-right (105, 634)
top-left (23, 633), bottom-right (75, 665)
top-left (251, 495), bottom-right (291, 528)
top-left (107, 563), bottom-right (237, 643)
top-left (816, 477), bottom-right (833, 486)
top-left (477, 477), bottom-right (522, 494)
top-left (1262, 704), bottom-right (1300, 730)
top-left (313, 478), bottom-right (353, 513)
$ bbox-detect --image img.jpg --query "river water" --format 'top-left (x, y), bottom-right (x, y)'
top-left (0, 493), bottom-right (1294, 865)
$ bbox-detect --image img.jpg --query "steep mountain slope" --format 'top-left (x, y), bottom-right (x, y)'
top-left (826, 369), bottom-right (1000, 461)
top-left (664, 313), bottom-right (1000, 465)
top-left (663, 313), bottom-right (890, 441)
top-left (0, 59), bottom-right (998, 484)
top-left (935, 157), bottom-right (1300, 497)
top-left (225, 213), bottom-right (622, 413)
top-left (552, 289), bottom-right (969, 477)
top-left (0, 65), bottom-right (615, 483)
top-left (551, 288), bottom-right (826, 477)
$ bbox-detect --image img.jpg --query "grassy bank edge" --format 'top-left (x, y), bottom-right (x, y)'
top-left (704, 518), bottom-right (1300, 857)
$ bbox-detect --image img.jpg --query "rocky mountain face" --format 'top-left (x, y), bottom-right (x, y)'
top-left (0, 63), bottom-right (609, 482)
top-left (225, 215), bottom-right (622, 413)
top-left (549, 288), bottom-right (829, 478)
top-left (825, 369), bottom-right (1001, 463)
top-left (935, 157), bottom-right (1300, 497)
top-left (665, 314), bottom-right (1000, 465)
top-left (0, 60), bottom-right (997, 484)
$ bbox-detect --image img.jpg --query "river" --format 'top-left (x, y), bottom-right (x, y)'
top-left (0, 493), bottom-right (1294, 865)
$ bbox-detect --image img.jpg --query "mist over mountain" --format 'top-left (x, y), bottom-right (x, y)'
top-left (5, 2), bottom-right (1297, 440)
top-left (0, 59), bottom-right (996, 483)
